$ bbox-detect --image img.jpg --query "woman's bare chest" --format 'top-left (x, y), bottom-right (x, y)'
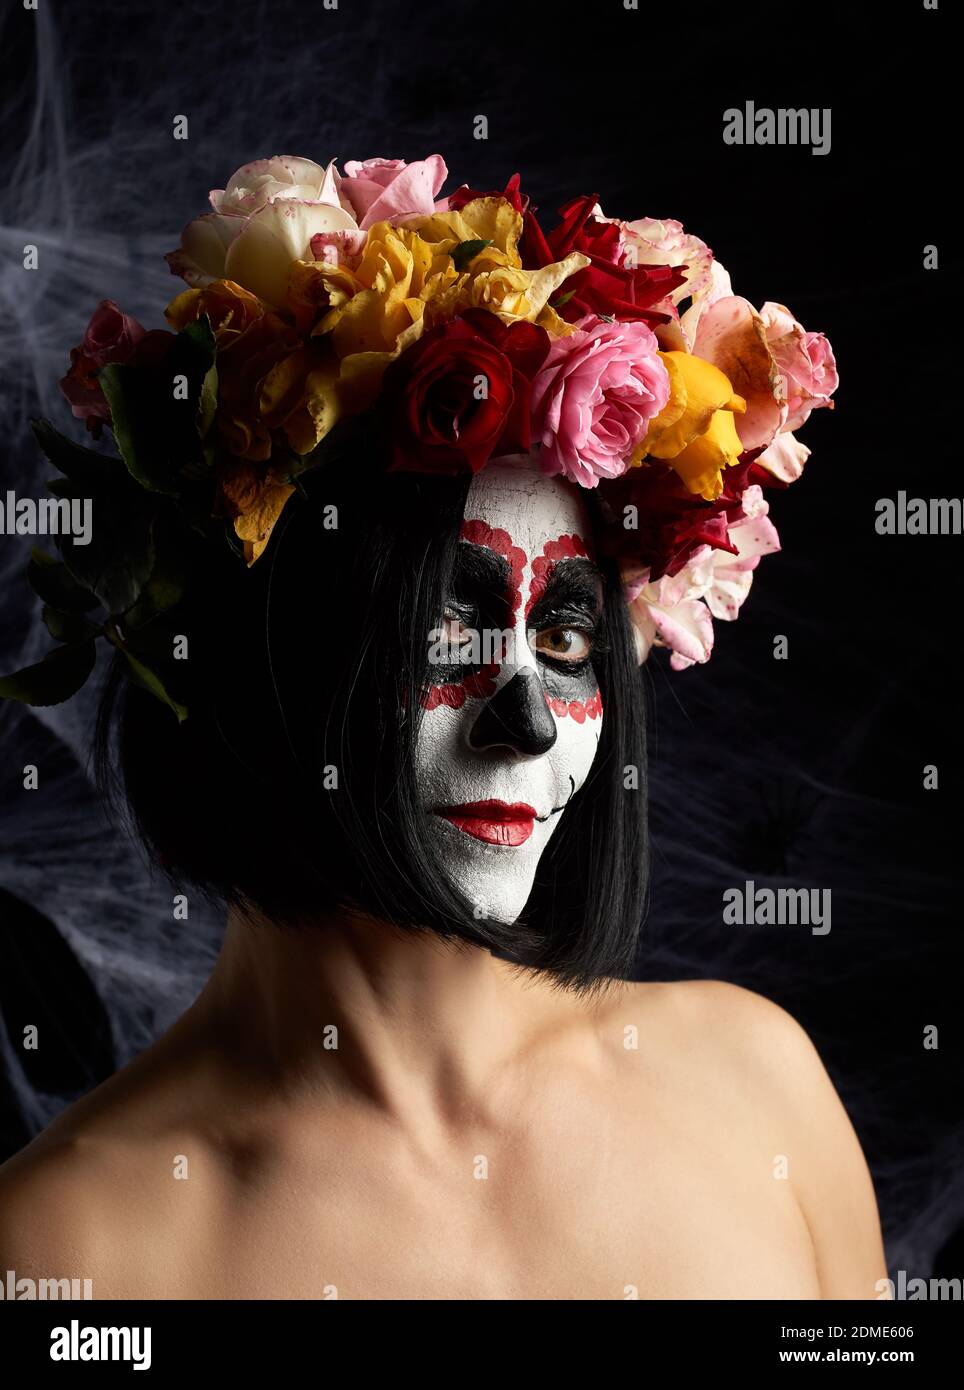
top-left (166, 1116), bottom-right (820, 1300)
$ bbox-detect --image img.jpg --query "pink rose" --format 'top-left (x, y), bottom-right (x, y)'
top-left (678, 259), bottom-right (733, 349)
top-left (308, 228), bottom-right (367, 269)
top-left (690, 295), bottom-right (839, 454)
top-left (626, 568), bottom-right (716, 669)
top-left (760, 302), bottom-right (839, 432)
top-left (339, 154), bottom-right (449, 230)
top-left (695, 484), bottom-right (780, 624)
top-left (689, 296), bottom-right (787, 451)
top-left (531, 317), bottom-right (671, 488)
top-left (756, 430), bottom-right (810, 483)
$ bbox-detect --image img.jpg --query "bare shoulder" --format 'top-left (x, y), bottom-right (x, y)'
top-left (0, 1035), bottom-right (226, 1297)
top-left (602, 976), bottom-right (844, 1092)
top-left (596, 975), bottom-right (829, 1068)
top-left (0, 1128), bottom-right (136, 1293)
top-left (644, 976), bottom-right (833, 1075)
top-left (599, 977), bottom-right (888, 1297)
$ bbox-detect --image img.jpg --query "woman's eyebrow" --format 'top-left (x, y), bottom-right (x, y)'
top-left (530, 558), bottom-right (605, 620)
top-left (451, 541), bottom-right (512, 598)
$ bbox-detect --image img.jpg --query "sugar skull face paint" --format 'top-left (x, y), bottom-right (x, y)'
top-left (414, 453), bottom-right (604, 925)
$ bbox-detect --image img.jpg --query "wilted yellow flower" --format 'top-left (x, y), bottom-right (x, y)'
top-left (409, 195), bottom-right (586, 327)
top-left (425, 253), bottom-right (588, 327)
top-left (534, 304), bottom-right (581, 339)
top-left (407, 196), bottom-right (524, 266)
top-left (286, 259), bottom-right (359, 335)
top-left (219, 461), bottom-right (296, 566)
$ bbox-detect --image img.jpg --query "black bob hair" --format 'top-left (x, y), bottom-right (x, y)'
top-left (96, 426), bottom-right (650, 991)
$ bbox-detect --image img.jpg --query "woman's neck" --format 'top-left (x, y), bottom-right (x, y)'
top-left (198, 903), bottom-right (603, 1126)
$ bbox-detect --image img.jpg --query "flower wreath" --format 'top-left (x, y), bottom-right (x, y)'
top-left (0, 153), bottom-right (837, 721)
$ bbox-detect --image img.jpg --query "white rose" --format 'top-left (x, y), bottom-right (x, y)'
top-left (165, 155), bottom-right (360, 308)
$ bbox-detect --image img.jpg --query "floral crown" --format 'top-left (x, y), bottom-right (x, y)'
top-left (0, 153), bottom-right (837, 721)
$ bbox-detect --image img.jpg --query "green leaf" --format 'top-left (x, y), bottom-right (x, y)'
top-left (121, 543), bottom-right (189, 630)
top-left (118, 647), bottom-right (188, 723)
top-left (52, 475), bottom-right (156, 616)
top-left (98, 317), bottom-right (218, 493)
top-left (26, 548), bottom-right (99, 612)
top-left (549, 289), bottom-right (576, 309)
top-left (181, 314), bottom-right (217, 360)
top-left (197, 362), bottom-right (218, 442)
top-left (451, 238), bottom-right (493, 272)
top-left (98, 362), bottom-right (178, 494)
top-left (180, 317), bottom-right (219, 442)
top-left (0, 641), bottom-right (97, 708)
top-left (42, 606), bottom-right (102, 645)
top-left (30, 418), bottom-right (129, 489)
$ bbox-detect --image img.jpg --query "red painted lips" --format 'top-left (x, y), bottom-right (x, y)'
top-left (436, 800), bottom-right (537, 846)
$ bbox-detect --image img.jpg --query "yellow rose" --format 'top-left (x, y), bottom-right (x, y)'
top-left (636, 350), bottom-right (746, 499)
top-left (165, 278), bottom-right (272, 343)
top-left (258, 345), bottom-right (341, 457)
top-left (286, 258), bottom-right (360, 335)
top-left (165, 278), bottom-right (300, 463)
top-left (314, 222), bottom-right (456, 355)
top-left (283, 224), bottom-right (461, 407)
top-left (284, 199), bottom-right (589, 413)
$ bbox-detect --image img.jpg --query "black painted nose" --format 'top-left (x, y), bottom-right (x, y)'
top-left (468, 669), bottom-right (558, 757)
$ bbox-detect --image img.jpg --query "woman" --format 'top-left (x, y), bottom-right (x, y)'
top-left (0, 154), bottom-right (884, 1298)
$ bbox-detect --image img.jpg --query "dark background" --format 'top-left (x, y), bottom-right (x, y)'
top-left (0, 0), bottom-right (960, 1281)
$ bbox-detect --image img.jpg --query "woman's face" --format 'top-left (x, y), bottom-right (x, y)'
top-left (414, 454), bottom-right (605, 924)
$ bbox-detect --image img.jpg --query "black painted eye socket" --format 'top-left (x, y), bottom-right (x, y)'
top-left (428, 602), bottom-right (506, 684)
top-left (441, 607), bottom-right (477, 653)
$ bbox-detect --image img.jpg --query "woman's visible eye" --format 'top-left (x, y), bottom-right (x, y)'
top-left (442, 607), bottom-right (475, 646)
top-left (533, 626), bottom-right (592, 663)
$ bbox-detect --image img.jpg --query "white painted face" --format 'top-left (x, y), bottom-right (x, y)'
top-left (414, 453), bottom-right (605, 925)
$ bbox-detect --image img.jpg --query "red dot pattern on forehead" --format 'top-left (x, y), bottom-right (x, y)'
top-left (459, 519), bottom-right (526, 615)
top-left (524, 533), bottom-right (590, 622)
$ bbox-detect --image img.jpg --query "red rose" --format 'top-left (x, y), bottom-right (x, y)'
top-left (599, 454), bottom-right (776, 582)
top-left (520, 194), bottom-right (688, 326)
top-left (79, 299), bottom-right (146, 367)
top-left (460, 309), bottom-right (549, 455)
top-left (60, 349), bottom-right (114, 437)
top-left (59, 299), bottom-right (172, 437)
top-left (383, 314), bottom-right (550, 474)
top-left (446, 172), bottom-right (527, 215)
